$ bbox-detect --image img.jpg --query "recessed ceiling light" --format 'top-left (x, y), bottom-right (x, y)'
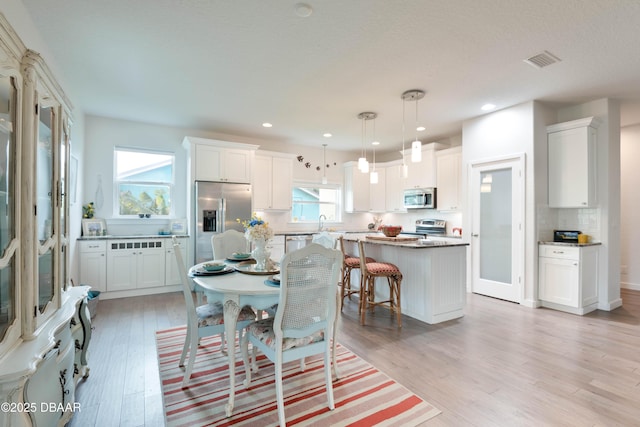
top-left (323, 133), bottom-right (332, 138)
top-left (262, 122), bottom-right (273, 128)
top-left (371, 141), bottom-right (380, 146)
top-left (481, 103), bottom-right (496, 111)
top-left (416, 126), bottom-right (426, 132)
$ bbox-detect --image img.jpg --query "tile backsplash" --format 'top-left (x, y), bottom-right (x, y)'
top-left (537, 205), bottom-right (601, 241)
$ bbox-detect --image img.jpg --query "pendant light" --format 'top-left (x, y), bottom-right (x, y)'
top-left (400, 95), bottom-right (408, 178)
top-left (370, 116), bottom-right (379, 184)
top-left (401, 89), bottom-right (425, 163)
top-left (357, 112), bottom-right (375, 173)
top-left (321, 143), bottom-right (328, 184)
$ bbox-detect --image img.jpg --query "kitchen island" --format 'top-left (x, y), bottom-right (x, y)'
top-left (342, 233), bottom-right (468, 325)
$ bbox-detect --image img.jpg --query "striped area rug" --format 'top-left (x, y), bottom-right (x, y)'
top-left (156, 326), bottom-right (441, 426)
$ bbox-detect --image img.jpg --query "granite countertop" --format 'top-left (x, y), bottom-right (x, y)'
top-left (539, 241), bottom-right (602, 247)
top-left (343, 233), bottom-right (469, 249)
top-left (78, 234), bottom-right (189, 240)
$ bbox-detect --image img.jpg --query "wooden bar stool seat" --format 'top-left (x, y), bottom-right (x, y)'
top-left (338, 236), bottom-right (375, 311)
top-left (357, 240), bottom-right (403, 327)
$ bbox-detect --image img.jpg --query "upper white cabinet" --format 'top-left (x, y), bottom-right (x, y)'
top-left (404, 142), bottom-right (448, 189)
top-left (436, 146), bottom-right (462, 211)
top-left (344, 162), bottom-right (386, 213)
top-left (183, 136), bottom-right (259, 184)
top-left (547, 117), bottom-right (598, 208)
top-left (384, 162), bottom-right (407, 213)
top-left (253, 151), bottom-right (294, 210)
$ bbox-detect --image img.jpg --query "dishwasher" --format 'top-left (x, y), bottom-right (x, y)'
top-left (285, 234), bottom-right (314, 252)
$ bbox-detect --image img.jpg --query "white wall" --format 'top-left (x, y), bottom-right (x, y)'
top-left (462, 101), bottom-right (539, 306)
top-left (620, 124), bottom-right (640, 290)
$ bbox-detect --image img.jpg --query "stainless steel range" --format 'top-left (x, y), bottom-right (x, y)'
top-left (415, 219), bottom-right (447, 235)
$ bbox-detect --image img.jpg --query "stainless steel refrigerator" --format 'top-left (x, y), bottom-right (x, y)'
top-left (194, 181), bottom-right (252, 264)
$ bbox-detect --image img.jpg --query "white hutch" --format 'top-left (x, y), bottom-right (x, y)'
top-left (0, 13), bottom-right (91, 427)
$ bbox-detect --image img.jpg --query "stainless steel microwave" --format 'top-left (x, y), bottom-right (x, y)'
top-left (404, 188), bottom-right (436, 209)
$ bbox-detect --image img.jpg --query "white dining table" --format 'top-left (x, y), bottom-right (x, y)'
top-left (190, 261), bottom-right (280, 417)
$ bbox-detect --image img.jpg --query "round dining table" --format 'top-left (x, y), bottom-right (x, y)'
top-left (190, 261), bottom-right (280, 417)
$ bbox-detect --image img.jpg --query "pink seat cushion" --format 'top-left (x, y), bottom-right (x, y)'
top-left (344, 256), bottom-right (375, 267)
top-left (366, 262), bottom-right (402, 277)
top-left (196, 302), bottom-right (256, 327)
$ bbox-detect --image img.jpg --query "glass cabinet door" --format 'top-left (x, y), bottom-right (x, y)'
top-left (59, 120), bottom-right (70, 291)
top-left (0, 73), bottom-right (18, 347)
top-left (36, 104), bottom-right (57, 314)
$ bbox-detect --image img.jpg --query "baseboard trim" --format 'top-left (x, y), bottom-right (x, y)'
top-left (100, 285), bottom-right (181, 300)
top-left (620, 281), bottom-right (640, 291)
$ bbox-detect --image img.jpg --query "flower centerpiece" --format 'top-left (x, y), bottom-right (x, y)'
top-left (237, 213), bottom-right (274, 270)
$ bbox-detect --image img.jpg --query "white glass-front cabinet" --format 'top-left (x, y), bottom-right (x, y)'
top-left (0, 17), bottom-right (88, 427)
top-left (22, 50), bottom-right (73, 332)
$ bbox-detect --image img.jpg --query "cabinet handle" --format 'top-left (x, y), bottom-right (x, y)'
top-left (471, 233), bottom-right (479, 237)
top-left (553, 251), bottom-right (564, 254)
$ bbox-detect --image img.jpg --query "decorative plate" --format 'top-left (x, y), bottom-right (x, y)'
top-left (234, 263), bottom-right (279, 275)
top-left (192, 265), bottom-right (235, 276)
top-left (264, 278), bottom-right (280, 287)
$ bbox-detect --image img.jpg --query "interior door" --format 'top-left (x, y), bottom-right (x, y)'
top-left (471, 156), bottom-right (524, 302)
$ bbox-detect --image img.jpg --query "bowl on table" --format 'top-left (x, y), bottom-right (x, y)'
top-left (202, 262), bottom-right (226, 272)
top-left (381, 225), bottom-right (403, 237)
top-left (232, 252), bottom-right (251, 260)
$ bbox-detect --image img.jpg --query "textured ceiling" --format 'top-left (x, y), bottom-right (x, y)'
top-left (20, 0), bottom-right (640, 153)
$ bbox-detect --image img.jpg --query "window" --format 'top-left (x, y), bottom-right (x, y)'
top-left (114, 148), bottom-right (174, 216)
top-left (291, 183), bottom-right (341, 223)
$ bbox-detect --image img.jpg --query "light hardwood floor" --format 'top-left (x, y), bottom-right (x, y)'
top-left (69, 289), bottom-right (640, 426)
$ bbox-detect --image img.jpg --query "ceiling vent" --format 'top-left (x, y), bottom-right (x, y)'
top-left (523, 50), bottom-right (561, 69)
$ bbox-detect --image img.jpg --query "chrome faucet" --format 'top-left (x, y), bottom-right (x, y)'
top-left (318, 214), bottom-right (326, 231)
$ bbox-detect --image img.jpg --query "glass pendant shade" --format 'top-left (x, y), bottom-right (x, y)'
top-left (411, 140), bottom-right (422, 162)
top-left (370, 170), bottom-right (378, 184)
top-left (358, 157), bottom-right (369, 172)
top-left (322, 176), bottom-right (328, 184)
top-left (401, 163), bottom-right (408, 178)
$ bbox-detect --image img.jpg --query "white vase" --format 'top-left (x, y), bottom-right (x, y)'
top-left (251, 238), bottom-right (270, 271)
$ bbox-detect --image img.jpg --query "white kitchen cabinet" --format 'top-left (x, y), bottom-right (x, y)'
top-left (404, 142), bottom-right (447, 189)
top-left (538, 243), bottom-right (599, 315)
top-left (369, 167), bottom-right (386, 212)
top-left (78, 240), bottom-right (107, 292)
top-left (106, 239), bottom-right (166, 291)
top-left (195, 144), bottom-right (253, 183)
top-left (253, 151), bottom-right (294, 210)
top-left (182, 136), bottom-right (259, 184)
top-left (385, 163), bottom-right (407, 212)
top-left (344, 162), bottom-right (370, 212)
top-left (436, 146), bottom-right (462, 211)
top-left (165, 237), bottom-right (188, 286)
top-left (547, 117), bottom-right (598, 208)
top-left (344, 162), bottom-right (386, 213)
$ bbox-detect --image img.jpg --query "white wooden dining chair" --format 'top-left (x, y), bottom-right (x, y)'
top-left (212, 229), bottom-right (248, 259)
top-left (172, 236), bottom-right (256, 388)
top-left (240, 243), bottom-right (342, 427)
top-left (311, 231), bottom-right (337, 249)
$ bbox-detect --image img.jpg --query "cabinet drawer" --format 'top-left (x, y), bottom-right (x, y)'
top-left (79, 240), bottom-right (106, 252)
top-left (539, 245), bottom-right (579, 260)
